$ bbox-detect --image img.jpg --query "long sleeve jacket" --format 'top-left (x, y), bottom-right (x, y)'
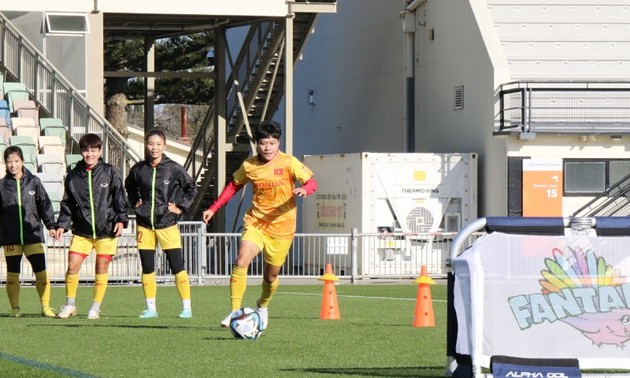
top-left (56, 159), bottom-right (129, 239)
top-left (125, 154), bottom-right (198, 230)
top-left (0, 168), bottom-right (56, 245)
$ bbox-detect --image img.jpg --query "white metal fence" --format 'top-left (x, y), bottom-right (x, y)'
top-left (0, 221), bottom-right (482, 284)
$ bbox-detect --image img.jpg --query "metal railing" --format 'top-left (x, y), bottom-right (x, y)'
top-left (498, 80), bottom-right (630, 135)
top-left (0, 13), bottom-right (142, 176)
top-left (1, 221), bottom-right (482, 284)
top-left (570, 172), bottom-right (630, 217)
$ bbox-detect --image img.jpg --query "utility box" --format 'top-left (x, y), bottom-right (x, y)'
top-left (301, 152), bottom-right (478, 276)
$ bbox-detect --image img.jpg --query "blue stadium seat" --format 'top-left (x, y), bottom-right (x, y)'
top-left (0, 100), bottom-right (11, 127)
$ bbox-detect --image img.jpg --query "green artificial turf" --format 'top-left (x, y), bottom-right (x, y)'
top-left (0, 283), bottom-right (448, 377)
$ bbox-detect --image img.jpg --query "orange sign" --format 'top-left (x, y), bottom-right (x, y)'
top-left (522, 158), bottom-right (563, 216)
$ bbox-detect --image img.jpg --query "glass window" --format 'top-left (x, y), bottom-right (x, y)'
top-left (609, 160), bottom-right (630, 185)
top-left (44, 12), bottom-right (90, 35)
top-left (564, 161), bottom-right (606, 194)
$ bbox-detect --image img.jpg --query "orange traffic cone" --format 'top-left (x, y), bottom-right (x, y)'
top-left (319, 263), bottom-right (341, 320)
top-left (412, 264), bottom-right (435, 327)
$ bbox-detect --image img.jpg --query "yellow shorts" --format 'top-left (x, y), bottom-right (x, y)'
top-left (242, 226), bottom-right (292, 267)
top-left (70, 235), bottom-right (118, 256)
top-left (3, 243), bottom-right (45, 257)
top-left (137, 225), bottom-right (182, 250)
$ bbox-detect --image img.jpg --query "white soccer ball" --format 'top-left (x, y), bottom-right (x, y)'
top-left (229, 307), bottom-right (263, 340)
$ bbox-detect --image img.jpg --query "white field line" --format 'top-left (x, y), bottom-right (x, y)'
top-left (279, 291), bottom-right (447, 303)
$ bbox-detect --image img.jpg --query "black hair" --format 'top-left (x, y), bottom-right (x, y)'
top-left (145, 128), bottom-right (167, 143)
top-left (254, 121), bottom-right (282, 143)
top-left (3, 146), bottom-right (23, 163)
top-left (79, 133), bottom-right (103, 151)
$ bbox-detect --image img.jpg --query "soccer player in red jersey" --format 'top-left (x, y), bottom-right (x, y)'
top-left (202, 122), bottom-right (317, 330)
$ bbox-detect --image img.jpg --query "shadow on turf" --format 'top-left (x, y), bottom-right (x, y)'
top-left (26, 323), bottom-right (201, 330)
top-left (282, 366), bottom-right (443, 377)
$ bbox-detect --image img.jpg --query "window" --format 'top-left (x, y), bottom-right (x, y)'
top-left (44, 12), bottom-right (90, 35)
top-left (564, 161), bottom-right (605, 194)
top-left (563, 159), bottom-right (630, 196)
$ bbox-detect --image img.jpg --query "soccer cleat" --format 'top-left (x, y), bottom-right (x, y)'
top-left (57, 305), bottom-right (77, 319)
top-left (87, 309), bottom-right (100, 320)
top-left (179, 309), bottom-right (192, 319)
top-left (220, 310), bottom-right (238, 328)
top-left (41, 306), bottom-right (56, 318)
top-left (139, 309), bottom-right (158, 319)
top-left (257, 306), bottom-right (268, 330)
top-left (9, 308), bottom-right (22, 318)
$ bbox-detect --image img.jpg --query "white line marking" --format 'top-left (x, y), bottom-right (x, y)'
top-left (279, 291), bottom-right (447, 303)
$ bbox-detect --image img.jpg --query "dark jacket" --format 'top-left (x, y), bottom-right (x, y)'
top-left (56, 159), bottom-right (129, 239)
top-left (0, 168), bottom-right (56, 245)
top-left (125, 154), bottom-right (198, 230)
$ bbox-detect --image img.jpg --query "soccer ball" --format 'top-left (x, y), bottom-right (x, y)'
top-left (229, 308), bottom-right (263, 340)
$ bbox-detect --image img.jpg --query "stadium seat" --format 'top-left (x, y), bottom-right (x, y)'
top-left (66, 154), bottom-right (83, 171)
top-left (43, 125), bottom-right (67, 147)
top-left (37, 154), bottom-right (66, 176)
top-left (49, 195), bottom-right (61, 214)
top-left (13, 100), bottom-right (39, 127)
top-left (0, 140), bottom-right (6, 162)
top-left (0, 100), bottom-right (11, 127)
top-left (24, 161), bottom-right (36, 173)
top-left (39, 118), bottom-right (64, 129)
top-left (0, 120), bottom-right (10, 146)
top-left (9, 135), bottom-right (37, 164)
top-left (39, 135), bottom-right (64, 157)
top-left (37, 172), bottom-right (64, 199)
top-left (10, 117), bottom-right (37, 129)
top-left (3, 83), bottom-right (30, 113)
top-left (14, 123), bottom-right (41, 151)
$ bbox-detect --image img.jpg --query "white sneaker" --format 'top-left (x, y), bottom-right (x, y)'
top-left (220, 310), bottom-right (238, 328)
top-left (87, 309), bottom-right (100, 320)
top-left (257, 306), bottom-right (268, 330)
top-left (57, 305), bottom-right (77, 319)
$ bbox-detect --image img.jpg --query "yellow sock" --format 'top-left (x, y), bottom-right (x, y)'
top-left (6, 272), bottom-right (20, 309)
top-left (65, 273), bottom-right (79, 301)
top-left (35, 270), bottom-right (51, 308)
top-left (175, 271), bottom-right (191, 300)
top-left (93, 273), bottom-right (108, 303)
top-left (258, 278), bottom-right (279, 308)
top-left (142, 273), bottom-right (157, 299)
top-left (230, 266), bottom-right (248, 310)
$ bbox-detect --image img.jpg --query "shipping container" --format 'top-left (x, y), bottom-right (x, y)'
top-left (301, 152), bottom-right (478, 276)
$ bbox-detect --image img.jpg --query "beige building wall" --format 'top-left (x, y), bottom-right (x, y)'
top-left (412, 0), bottom-right (510, 216)
top-left (290, 0), bottom-right (407, 156)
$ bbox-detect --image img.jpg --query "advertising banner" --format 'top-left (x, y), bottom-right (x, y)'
top-left (453, 232), bottom-right (630, 370)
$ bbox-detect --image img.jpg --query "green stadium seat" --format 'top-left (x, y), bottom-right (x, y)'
top-left (3, 83), bottom-right (30, 113)
top-left (9, 135), bottom-right (37, 164)
top-left (66, 154), bottom-right (83, 171)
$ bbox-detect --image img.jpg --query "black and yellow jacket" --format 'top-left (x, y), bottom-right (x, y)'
top-left (0, 168), bottom-right (56, 245)
top-left (125, 154), bottom-right (198, 230)
top-left (56, 159), bottom-right (129, 238)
